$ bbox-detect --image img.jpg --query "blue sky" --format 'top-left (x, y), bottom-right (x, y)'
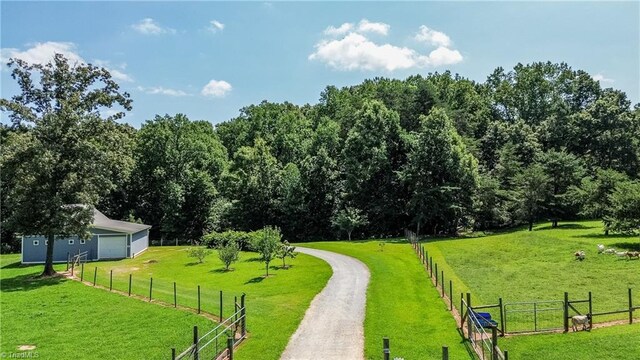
top-left (1, 1), bottom-right (638, 127)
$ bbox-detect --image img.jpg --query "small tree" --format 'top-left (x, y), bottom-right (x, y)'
top-left (253, 226), bottom-right (281, 276)
top-left (332, 207), bottom-right (368, 241)
top-left (186, 247), bottom-right (210, 263)
top-left (514, 164), bottom-right (550, 231)
top-left (608, 181), bottom-right (640, 235)
top-left (218, 241), bottom-right (240, 271)
top-left (276, 240), bottom-right (297, 269)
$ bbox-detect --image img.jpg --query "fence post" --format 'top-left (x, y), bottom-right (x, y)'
top-left (629, 288), bottom-right (633, 324)
top-left (193, 326), bottom-right (199, 360)
top-left (93, 267), bottom-right (97, 286)
top-left (128, 274), bottom-right (132, 296)
top-left (491, 326), bottom-right (498, 360)
top-left (71, 260), bottom-right (74, 276)
top-left (67, 252), bottom-right (70, 271)
top-left (441, 271), bottom-right (445, 297)
top-left (499, 297), bottom-right (505, 335)
top-left (430, 257), bottom-right (433, 276)
top-left (435, 263), bottom-right (439, 286)
top-left (442, 345), bottom-right (449, 360)
top-left (197, 285), bottom-right (201, 314)
top-left (80, 263), bottom-right (84, 282)
top-left (227, 337), bottom-right (234, 360)
top-left (504, 350), bottom-right (509, 360)
top-left (382, 337), bottom-right (390, 360)
top-left (240, 293), bottom-right (246, 337)
top-left (563, 292), bottom-right (569, 332)
top-left (466, 293), bottom-right (472, 340)
top-left (449, 280), bottom-right (453, 311)
top-left (220, 290), bottom-right (223, 321)
top-left (109, 270), bottom-right (113, 291)
top-left (174, 282), bottom-right (177, 308)
top-left (171, 348), bottom-right (176, 360)
top-left (589, 291), bottom-right (593, 331)
top-left (149, 277), bottom-right (153, 302)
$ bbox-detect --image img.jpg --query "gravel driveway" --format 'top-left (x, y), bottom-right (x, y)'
top-left (280, 247), bottom-right (370, 360)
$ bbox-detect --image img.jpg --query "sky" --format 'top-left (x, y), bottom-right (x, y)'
top-left (1, 1), bottom-right (639, 128)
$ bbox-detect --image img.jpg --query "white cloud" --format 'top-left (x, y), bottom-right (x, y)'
top-left (421, 46), bottom-right (463, 66)
top-left (208, 20), bottom-right (225, 33)
top-left (137, 86), bottom-right (189, 97)
top-left (131, 18), bottom-right (175, 35)
top-left (357, 19), bottom-right (390, 36)
top-left (201, 80), bottom-right (232, 97)
top-left (309, 23), bottom-right (463, 71)
top-left (592, 73), bottom-right (614, 83)
top-left (324, 23), bottom-right (353, 36)
top-left (1, 41), bottom-right (83, 65)
top-left (0, 42), bottom-right (133, 82)
top-left (415, 25), bottom-right (452, 47)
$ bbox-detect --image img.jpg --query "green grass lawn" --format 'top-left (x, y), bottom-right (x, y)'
top-left (422, 220), bottom-right (640, 359)
top-left (0, 254), bottom-right (213, 359)
top-left (302, 241), bottom-right (469, 360)
top-left (88, 247), bottom-right (332, 360)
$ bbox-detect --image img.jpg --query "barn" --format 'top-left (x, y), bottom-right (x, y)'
top-left (21, 208), bottom-right (151, 264)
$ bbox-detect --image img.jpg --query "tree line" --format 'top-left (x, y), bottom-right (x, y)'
top-left (2, 56), bottom-right (640, 258)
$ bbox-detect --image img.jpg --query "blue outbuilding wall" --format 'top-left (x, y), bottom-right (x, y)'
top-left (21, 233), bottom-right (99, 263)
top-left (131, 229), bottom-right (149, 257)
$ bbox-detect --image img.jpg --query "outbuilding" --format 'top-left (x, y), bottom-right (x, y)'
top-left (21, 208), bottom-right (151, 264)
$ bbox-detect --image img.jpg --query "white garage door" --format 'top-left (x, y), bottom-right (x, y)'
top-left (99, 235), bottom-right (127, 259)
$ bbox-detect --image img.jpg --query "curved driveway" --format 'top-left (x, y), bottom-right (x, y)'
top-left (280, 247), bottom-right (370, 360)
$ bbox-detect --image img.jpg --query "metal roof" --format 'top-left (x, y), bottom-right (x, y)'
top-left (92, 209), bottom-right (151, 233)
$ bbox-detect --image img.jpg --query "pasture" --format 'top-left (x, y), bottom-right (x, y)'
top-left (422, 220), bottom-right (640, 359)
top-left (0, 254), bottom-right (213, 359)
top-left (88, 247), bottom-right (332, 360)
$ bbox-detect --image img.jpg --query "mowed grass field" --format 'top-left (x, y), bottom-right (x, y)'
top-left (0, 254), bottom-right (213, 359)
top-left (302, 241), bottom-right (469, 360)
top-left (91, 247), bottom-right (332, 360)
top-left (422, 220), bottom-right (640, 359)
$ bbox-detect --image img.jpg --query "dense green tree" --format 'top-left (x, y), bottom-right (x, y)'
top-left (131, 114), bottom-right (227, 242)
top-left (402, 108), bottom-right (478, 234)
top-left (608, 181), bottom-right (640, 235)
top-left (540, 150), bottom-right (585, 227)
top-left (223, 138), bottom-right (281, 231)
top-left (514, 164), bottom-right (550, 231)
top-left (473, 172), bottom-right (512, 230)
top-left (570, 168), bottom-right (628, 235)
top-left (0, 54), bottom-right (133, 275)
top-left (340, 100), bottom-right (407, 235)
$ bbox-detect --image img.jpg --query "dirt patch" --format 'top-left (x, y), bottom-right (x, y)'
top-left (18, 345), bottom-right (36, 351)
top-left (143, 260), bottom-right (157, 264)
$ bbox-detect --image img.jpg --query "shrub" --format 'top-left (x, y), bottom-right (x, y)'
top-left (186, 247), bottom-right (211, 263)
top-left (276, 240), bottom-right (297, 268)
top-left (218, 241), bottom-right (240, 271)
top-left (253, 226), bottom-right (281, 276)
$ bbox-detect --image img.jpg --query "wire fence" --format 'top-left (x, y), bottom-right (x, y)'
top-left (173, 296), bottom-right (246, 360)
top-left (74, 264), bottom-right (240, 321)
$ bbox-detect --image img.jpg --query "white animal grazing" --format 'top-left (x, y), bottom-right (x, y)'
top-left (615, 251), bottom-right (628, 259)
top-left (597, 244), bottom-right (605, 253)
top-left (574, 250), bottom-right (586, 261)
top-left (571, 314), bottom-right (591, 331)
top-left (603, 248), bottom-right (616, 254)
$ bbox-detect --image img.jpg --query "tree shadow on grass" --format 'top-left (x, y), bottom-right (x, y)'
top-left (0, 273), bottom-right (66, 293)
top-left (243, 257), bottom-right (263, 263)
top-left (1, 261), bottom-right (28, 269)
top-left (185, 262), bottom-right (204, 266)
top-left (536, 223), bottom-right (594, 231)
top-left (244, 276), bottom-right (266, 284)
top-left (572, 233), bottom-right (638, 240)
top-left (611, 243), bottom-right (640, 251)
top-left (210, 268), bottom-right (235, 273)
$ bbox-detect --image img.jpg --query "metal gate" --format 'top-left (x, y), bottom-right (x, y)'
top-left (504, 300), bottom-right (564, 333)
